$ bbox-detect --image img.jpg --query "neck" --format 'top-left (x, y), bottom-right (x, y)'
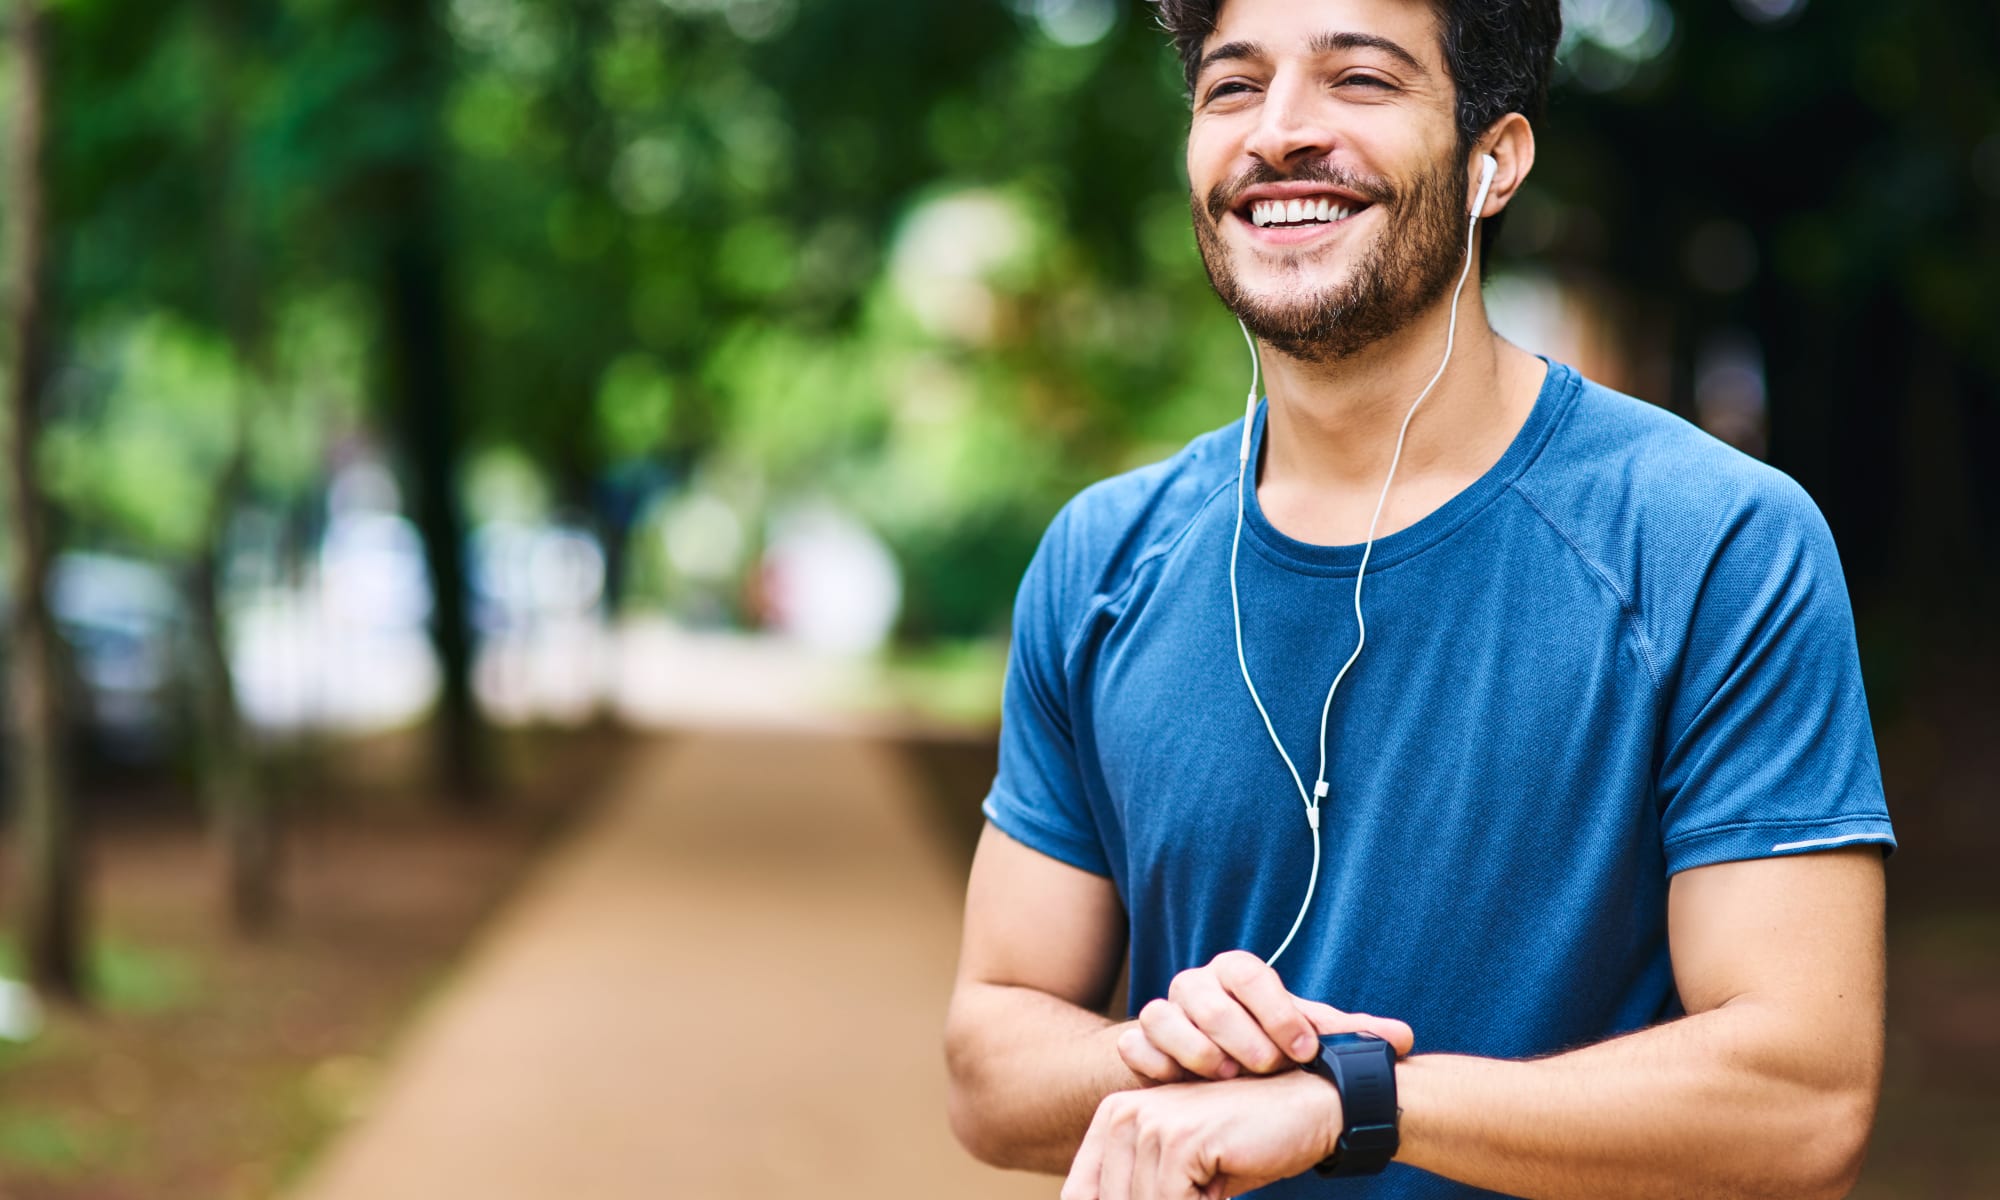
top-left (1256, 278), bottom-right (1515, 494)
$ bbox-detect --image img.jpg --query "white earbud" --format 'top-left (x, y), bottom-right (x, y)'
top-left (1471, 152), bottom-right (1498, 219)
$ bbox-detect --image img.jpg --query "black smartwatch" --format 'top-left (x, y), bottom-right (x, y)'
top-left (1298, 1032), bottom-right (1400, 1177)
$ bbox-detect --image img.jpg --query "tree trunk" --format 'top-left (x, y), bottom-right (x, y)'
top-left (195, 0), bottom-right (281, 935)
top-left (189, 474), bottom-right (279, 934)
top-left (385, 222), bottom-right (484, 804)
top-left (4, 0), bottom-right (84, 1003)
top-left (373, 0), bottom-right (484, 806)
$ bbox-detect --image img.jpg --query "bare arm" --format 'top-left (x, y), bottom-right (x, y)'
top-left (1395, 846), bottom-right (1886, 1199)
top-left (1063, 847), bottom-right (1887, 1199)
top-left (945, 822), bottom-right (1141, 1172)
top-left (947, 823), bottom-right (1421, 1175)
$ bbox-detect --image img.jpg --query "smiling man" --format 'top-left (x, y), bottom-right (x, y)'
top-left (944, 2), bottom-right (1895, 1198)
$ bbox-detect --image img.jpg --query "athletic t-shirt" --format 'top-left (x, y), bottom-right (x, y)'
top-left (982, 360), bottom-right (1895, 1200)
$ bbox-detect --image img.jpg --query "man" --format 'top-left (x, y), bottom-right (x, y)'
top-left (944, 0), bottom-right (1895, 1197)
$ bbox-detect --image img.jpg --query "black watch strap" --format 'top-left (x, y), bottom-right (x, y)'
top-left (1299, 1032), bottom-right (1400, 1177)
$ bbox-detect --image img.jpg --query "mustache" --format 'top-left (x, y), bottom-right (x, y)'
top-left (1203, 160), bottom-right (1398, 223)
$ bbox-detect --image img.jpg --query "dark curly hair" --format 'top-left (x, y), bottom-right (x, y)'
top-left (1154, 0), bottom-right (1562, 155)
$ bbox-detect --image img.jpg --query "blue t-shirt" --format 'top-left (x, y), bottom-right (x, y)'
top-left (982, 360), bottom-right (1894, 1199)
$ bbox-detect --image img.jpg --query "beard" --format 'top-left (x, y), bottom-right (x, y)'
top-left (1191, 153), bottom-right (1468, 364)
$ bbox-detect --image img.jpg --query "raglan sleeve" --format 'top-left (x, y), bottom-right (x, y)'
top-left (980, 502), bottom-right (1113, 877)
top-left (1657, 475), bottom-right (1896, 874)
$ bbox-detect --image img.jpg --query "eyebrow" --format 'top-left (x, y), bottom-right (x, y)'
top-left (1194, 30), bottom-right (1430, 83)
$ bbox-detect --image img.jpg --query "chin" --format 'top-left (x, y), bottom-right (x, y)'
top-left (1236, 243), bottom-right (1358, 290)
top-left (1234, 274), bottom-right (1349, 319)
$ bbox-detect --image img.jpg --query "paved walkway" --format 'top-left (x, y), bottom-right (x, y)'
top-left (288, 730), bottom-right (1050, 1200)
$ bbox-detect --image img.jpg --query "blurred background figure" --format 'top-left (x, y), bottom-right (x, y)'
top-left (0, 0), bottom-right (1992, 1196)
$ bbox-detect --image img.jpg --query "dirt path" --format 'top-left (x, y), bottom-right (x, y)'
top-left (287, 730), bottom-right (1050, 1200)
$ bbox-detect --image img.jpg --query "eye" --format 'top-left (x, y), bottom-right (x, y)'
top-left (1203, 79), bottom-right (1258, 105)
top-left (1338, 74), bottom-right (1395, 91)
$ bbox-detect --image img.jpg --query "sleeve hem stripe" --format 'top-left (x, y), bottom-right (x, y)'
top-left (1770, 831), bottom-right (1896, 852)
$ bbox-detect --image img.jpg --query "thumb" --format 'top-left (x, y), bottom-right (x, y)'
top-left (1293, 999), bottom-right (1416, 1058)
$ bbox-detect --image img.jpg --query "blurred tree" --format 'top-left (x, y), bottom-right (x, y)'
top-left (0, 0), bottom-right (1986, 846)
top-left (360, 0), bottom-right (486, 802)
top-left (43, 0), bottom-right (287, 931)
top-left (5, 0), bottom-right (84, 1001)
top-left (190, 0), bottom-right (278, 930)
top-left (1519, 0), bottom-right (2000, 705)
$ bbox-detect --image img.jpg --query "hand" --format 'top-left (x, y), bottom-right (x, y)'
top-left (1117, 950), bottom-right (1415, 1083)
top-left (1062, 1070), bottom-right (1342, 1200)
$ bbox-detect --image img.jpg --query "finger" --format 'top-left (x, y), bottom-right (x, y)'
top-left (1295, 999), bottom-right (1416, 1057)
top-left (1211, 950), bottom-right (1320, 1063)
top-left (1158, 1139), bottom-right (1209, 1200)
top-left (1171, 968), bottom-right (1289, 1074)
top-left (1139, 998), bottom-right (1241, 1080)
top-left (1097, 1099), bottom-right (1138, 1200)
top-left (1063, 1101), bottom-right (1114, 1200)
top-left (1119, 1024), bottom-right (1191, 1084)
top-left (1130, 1109), bottom-right (1160, 1200)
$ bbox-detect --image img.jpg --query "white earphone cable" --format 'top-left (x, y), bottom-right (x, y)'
top-left (1235, 183), bottom-right (1487, 968)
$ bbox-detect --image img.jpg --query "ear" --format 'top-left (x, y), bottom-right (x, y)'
top-left (1470, 113), bottom-right (1537, 221)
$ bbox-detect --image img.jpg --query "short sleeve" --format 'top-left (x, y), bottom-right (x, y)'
top-left (1657, 480), bottom-right (1895, 874)
top-left (982, 505), bottom-right (1112, 877)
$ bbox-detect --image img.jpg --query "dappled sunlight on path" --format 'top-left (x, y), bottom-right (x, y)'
top-left (288, 732), bottom-right (1047, 1200)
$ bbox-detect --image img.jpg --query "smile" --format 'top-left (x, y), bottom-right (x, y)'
top-left (1245, 197), bottom-right (1369, 228)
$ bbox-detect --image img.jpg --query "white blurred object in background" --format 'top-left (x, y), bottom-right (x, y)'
top-left (888, 189), bottom-right (1033, 345)
top-left (233, 457), bottom-right (441, 734)
top-left (0, 978), bottom-right (44, 1043)
top-left (761, 503), bottom-right (901, 656)
top-left (471, 519), bottom-right (608, 726)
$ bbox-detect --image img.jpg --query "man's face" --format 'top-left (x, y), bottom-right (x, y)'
top-left (1186, 0), bottom-right (1468, 363)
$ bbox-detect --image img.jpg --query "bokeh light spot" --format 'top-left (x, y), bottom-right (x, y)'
top-left (1732, 0), bottom-right (1810, 26)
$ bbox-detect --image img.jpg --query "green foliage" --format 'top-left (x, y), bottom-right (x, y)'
top-left (89, 940), bottom-right (202, 1014)
top-left (595, 353), bottom-right (677, 461)
top-left (0, 1113), bottom-right (107, 1177)
top-left (0, 936), bottom-right (200, 1014)
top-left (43, 317), bottom-right (242, 554)
top-left (24, 0), bottom-right (1998, 641)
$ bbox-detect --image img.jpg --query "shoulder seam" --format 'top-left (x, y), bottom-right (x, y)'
top-left (1059, 472), bottom-right (1239, 676)
top-left (1508, 481), bottom-right (1664, 691)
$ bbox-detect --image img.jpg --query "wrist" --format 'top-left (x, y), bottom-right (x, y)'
top-left (1303, 1066), bottom-right (1347, 1163)
top-left (1388, 1054), bottom-right (1440, 1168)
top-left (1265, 1066), bottom-right (1348, 1164)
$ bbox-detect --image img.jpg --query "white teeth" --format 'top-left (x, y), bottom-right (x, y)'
top-left (1248, 197), bottom-right (1367, 227)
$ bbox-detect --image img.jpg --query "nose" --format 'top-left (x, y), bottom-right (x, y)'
top-left (1242, 68), bottom-right (1336, 172)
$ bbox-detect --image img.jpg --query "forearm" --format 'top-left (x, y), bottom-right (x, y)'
top-left (1396, 1000), bottom-right (1880, 1200)
top-left (945, 980), bottom-right (1147, 1173)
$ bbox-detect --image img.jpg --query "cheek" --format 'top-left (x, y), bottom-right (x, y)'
top-left (1185, 117), bottom-right (1243, 197)
top-left (1186, 146), bottom-right (1216, 204)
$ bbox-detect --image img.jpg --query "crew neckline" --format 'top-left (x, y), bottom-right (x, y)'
top-left (1239, 357), bottom-right (1580, 577)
